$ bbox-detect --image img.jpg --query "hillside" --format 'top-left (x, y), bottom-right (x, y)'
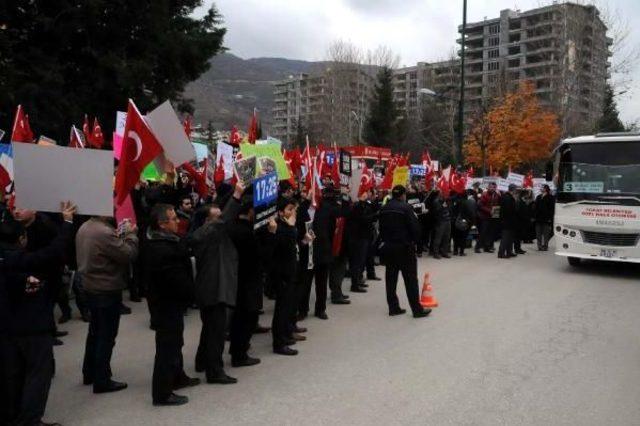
top-left (183, 53), bottom-right (320, 133)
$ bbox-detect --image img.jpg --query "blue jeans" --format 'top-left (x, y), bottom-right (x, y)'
top-left (82, 292), bottom-right (122, 388)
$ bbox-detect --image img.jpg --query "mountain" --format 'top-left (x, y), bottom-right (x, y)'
top-left (183, 53), bottom-right (319, 134)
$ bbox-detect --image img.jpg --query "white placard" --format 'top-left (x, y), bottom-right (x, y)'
top-left (497, 178), bottom-right (510, 192)
top-left (216, 142), bottom-right (234, 179)
top-left (145, 101), bottom-right (196, 166)
top-left (506, 172), bottom-right (525, 187)
top-left (12, 143), bottom-right (114, 216)
top-left (115, 111), bottom-right (127, 137)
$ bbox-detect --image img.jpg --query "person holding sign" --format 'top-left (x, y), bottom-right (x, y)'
top-left (191, 183), bottom-right (245, 384)
top-left (1, 201), bottom-right (76, 426)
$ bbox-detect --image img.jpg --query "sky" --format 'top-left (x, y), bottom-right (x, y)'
top-left (199, 0), bottom-right (640, 123)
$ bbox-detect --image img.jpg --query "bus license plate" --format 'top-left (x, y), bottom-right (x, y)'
top-left (600, 249), bottom-right (617, 258)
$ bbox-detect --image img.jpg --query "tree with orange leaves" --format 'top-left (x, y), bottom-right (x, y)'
top-left (465, 81), bottom-right (560, 172)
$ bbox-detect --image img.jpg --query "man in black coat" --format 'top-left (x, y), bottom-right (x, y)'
top-left (190, 183), bottom-right (244, 384)
top-left (379, 186), bottom-right (430, 318)
top-left (144, 203), bottom-right (200, 406)
top-left (498, 184), bottom-right (519, 259)
top-left (347, 190), bottom-right (375, 293)
top-left (1, 201), bottom-right (76, 426)
top-left (534, 184), bottom-right (555, 251)
top-left (227, 193), bottom-right (276, 366)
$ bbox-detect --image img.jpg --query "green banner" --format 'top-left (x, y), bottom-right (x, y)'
top-left (240, 143), bottom-right (290, 180)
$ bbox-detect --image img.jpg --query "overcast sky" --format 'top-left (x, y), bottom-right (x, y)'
top-left (200, 0), bottom-right (640, 123)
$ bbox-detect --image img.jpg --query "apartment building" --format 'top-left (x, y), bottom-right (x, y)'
top-left (458, 2), bottom-right (611, 134)
top-left (392, 60), bottom-right (460, 117)
top-left (271, 66), bottom-right (374, 145)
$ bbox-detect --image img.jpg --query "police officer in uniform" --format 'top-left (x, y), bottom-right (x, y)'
top-left (378, 186), bottom-right (431, 318)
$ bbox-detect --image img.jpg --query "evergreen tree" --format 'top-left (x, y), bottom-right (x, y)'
top-left (364, 67), bottom-right (398, 147)
top-left (0, 1), bottom-right (226, 143)
top-left (596, 84), bottom-right (626, 133)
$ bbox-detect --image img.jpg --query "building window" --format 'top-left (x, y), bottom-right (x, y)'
top-left (489, 37), bottom-right (499, 46)
top-left (488, 61), bottom-right (500, 71)
top-left (489, 24), bottom-right (501, 34)
top-left (488, 49), bottom-right (499, 59)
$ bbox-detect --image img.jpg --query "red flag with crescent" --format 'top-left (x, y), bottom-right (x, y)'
top-left (11, 105), bottom-right (34, 143)
top-left (115, 99), bottom-right (164, 204)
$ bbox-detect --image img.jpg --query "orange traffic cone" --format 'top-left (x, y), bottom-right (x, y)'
top-left (420, 273), bottom-right (439, 308)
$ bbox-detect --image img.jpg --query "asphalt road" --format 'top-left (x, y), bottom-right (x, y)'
top-left (46, 242), bottom-right (640, 425)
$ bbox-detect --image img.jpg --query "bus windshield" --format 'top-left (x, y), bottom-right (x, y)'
top-left (557, 141), bottom-right (640, 203)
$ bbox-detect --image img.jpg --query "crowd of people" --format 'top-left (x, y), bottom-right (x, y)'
top-left (0, 169), bottom-right (555, 425)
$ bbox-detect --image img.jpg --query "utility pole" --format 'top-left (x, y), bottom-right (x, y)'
top-left (458, 0), bottom-right (467, 165)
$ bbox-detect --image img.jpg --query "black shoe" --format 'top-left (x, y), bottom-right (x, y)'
top-left (34, 422), bottom-right (62, 426)
top-left (413, 309), bottom-right (432, 318)
top-left (154, 393), bottom-right (189, 406)
top-left (274, 346), bottom-right (298, 356)
top-left (294, 326), bottom-right (307, 333)
top-left (173, 376), bottom-right (200, 390)
top-left (53, 338), bottom-right (64, 346)
top-left (231, 357), bottom-right (261, 368)
top-left (195, 364), bottom-right (205, 373)
top-left (331, 298), bottom-right (351, 305)
top-left (367, 276), bottom-right (382, 281)
top-left (94, 380), bottom-right (128, 394)
top-left (83, 377), bottom-right (93, 385)
top-left (207, 373), bottom-right (237, 384)
top-left (284, 338), bottom-right (297, 346)
top-left (120, 304), bottom-right (132, 315)
top-left (292, 333), bottom-right (307, 341)
top-left (315, 312), bottom-right (329, 320)
top-left (433, 254), bottom-right (441, 259)
top-left (389, 308), bottom-right (407, 316)
top-left (254, 324), bottom-right (271, 334)
top-left (297, 313), bottom-right (308, 322)
top-left (516, 250), bottom-right (526, 254)
top-left (459, 252), bottom-right (467, 256)
top-left (474, 248), bottom-right (482, 253)
top-left (58, 313), bottom-right (71, 324)
top-left (54, 330), bottom-right (69, 338)
top-left (351, 286), bottom-right (367, 293)
top-left (417, 252), bottom-right (423, 258)
top-left (81, 312), bottom-right (91, 323)
top-left (484, 248), bottom-right (495, 253)
top-left (441, 253), bottom-right (451, 259)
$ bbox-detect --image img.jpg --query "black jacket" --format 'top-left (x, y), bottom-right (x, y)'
top-left (271, 217), bottom-right (298, 284)
top-left (379, 198), bottom-right (421, 246)
top-left (347, 200), bottom-right (375, 241)
top-left (500, 192), bottom-right (518, 230)
top-left (534, 193), bottom-right (555, 224)
top-left (431, 195), bottom-right (451, 223)
top-left (313, 199), bottom-right (340, 265)
top-left (0, 222), bottom-right (73, 336)
top-left (143, 229), bottom-right (194, 311)
top-left (228, 218), bottom-right (273, 312)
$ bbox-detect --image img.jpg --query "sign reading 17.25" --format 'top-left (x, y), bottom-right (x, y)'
top-left (253, 172), bottom-right (278, 208)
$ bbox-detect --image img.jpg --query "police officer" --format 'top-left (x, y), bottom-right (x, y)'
top-left (378, 185), bottom-right (431, 318)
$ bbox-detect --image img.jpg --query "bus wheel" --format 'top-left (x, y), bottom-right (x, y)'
top-left (567, 257), bottom-right (581, 267)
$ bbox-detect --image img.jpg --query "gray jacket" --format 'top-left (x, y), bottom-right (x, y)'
top-left (189, 198), bottom-right (241, 308)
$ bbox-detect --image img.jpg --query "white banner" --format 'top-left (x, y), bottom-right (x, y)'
top-left (145, 101), bottom-right (196, 166)
top-left (216, 141), bottom-right (234, 180)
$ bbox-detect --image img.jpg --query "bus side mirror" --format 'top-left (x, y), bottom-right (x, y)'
top-left (545, 161), bottom-right (553, 181)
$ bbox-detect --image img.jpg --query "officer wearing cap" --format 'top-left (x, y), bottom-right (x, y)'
top-left (378, 185), bottom-right (431, 318)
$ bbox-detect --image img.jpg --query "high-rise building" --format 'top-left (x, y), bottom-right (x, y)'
top-left (272, 66), bottom-right (374, 146)
top-left (458, 3), bottom-right (611, 135)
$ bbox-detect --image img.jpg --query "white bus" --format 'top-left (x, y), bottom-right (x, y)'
top-left (552, 132), bottom-right (640, 266)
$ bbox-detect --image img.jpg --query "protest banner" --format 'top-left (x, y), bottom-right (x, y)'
top-left (145, 100), bottom-right (196, 166)
top-left (392, 166), bottom-right (409, 187)
top-left (234, 156), bottom-right (257, 187)
top-left (497, 178), bottom-right (510, 192)
top-left (253, 172), bottom-right (278, 229)
top-left (115, 111), bottom-right (127, 137)
top-left (216, 141), bottom-right (234, 179)
top-left (192, 142), bottom-right (208, 163)
top-left (12, 143), bottom-right (113, 216)
top-left (506, 172), bottom-right (525, 187)
top-left (142, 161), bottom-right (162, 181)
top-left (240, 143), bottom-right (290, 180)
top-left (340, 149), bottom-right (352, 176)
top-left (410, 164), bottom-right (426, 177)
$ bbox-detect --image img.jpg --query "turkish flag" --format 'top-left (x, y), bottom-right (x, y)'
top-left (214, 156), bottom-right (225, 186)
top-left (83, 114), bottom-right (92, 141)
top-left (69, 125), bottom-right (85, 148)
top-left (115, 100), bottom-right (164, 204)
top-left (11, 105), bottom-right (34, 143)
top-left (247, 110), bottom-right (258, 144)
top-left (438, 166), bottom-right (451, 197)
top-left (89, 118), bottom-right (104, 149)
top-left (358, 165), bottom-right (374, 197)
top-left (523, 170), bottom-right (534, 188)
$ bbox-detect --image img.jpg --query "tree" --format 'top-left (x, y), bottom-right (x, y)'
top-left (596, 83), bottom-right (625, 132)
top-left (0, 1), bottom-right (226, 143)
top-left (465, 81), bottom-right (561, 170)
top-left (364, 67), bottom-right (398, 148)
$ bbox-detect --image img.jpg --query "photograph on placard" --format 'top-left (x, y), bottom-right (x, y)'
top-left (234, 155), bottom-right (257, 186)
top-left (258, 156), bottom-right (276, 177)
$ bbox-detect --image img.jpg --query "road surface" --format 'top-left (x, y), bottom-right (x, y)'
top-left (46, 243), bottom-right (640, 425)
